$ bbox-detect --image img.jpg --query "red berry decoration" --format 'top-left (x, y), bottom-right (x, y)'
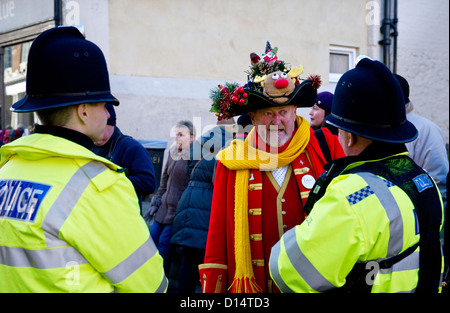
top-left (237, 86), bottom-right (244, 94)
top-left (243, 92), bottom-right (248, 98)
top-left (238, 98), bottom-right (246, 106)
top-left (232, 96), bottom-right (239, 103)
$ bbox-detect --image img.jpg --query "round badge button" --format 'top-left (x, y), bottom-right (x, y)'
top-left (301, 174), bottom-right (316, 189)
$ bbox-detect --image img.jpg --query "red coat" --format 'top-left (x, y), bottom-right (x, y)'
top-left (199, 128), bottom-right (345, 293)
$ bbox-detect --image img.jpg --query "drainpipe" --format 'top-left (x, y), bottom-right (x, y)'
top-left (54, 0), bottom-right (62, 26)
top-left (0, 47), bottom-right (4, 129)
top-left (392, 0), bottom-right (398, 73)
top-left (379, 0), bottom-right (398, 73)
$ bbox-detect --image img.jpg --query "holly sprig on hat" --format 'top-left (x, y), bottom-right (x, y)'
top-left (247, 59), bottom-right (288, 81)
top-left (246, 42), bottom-right (304, 90)
top-left (209, 82), bottom-right (248, 120)
top-left (246, 43), bottom-right (288, 82)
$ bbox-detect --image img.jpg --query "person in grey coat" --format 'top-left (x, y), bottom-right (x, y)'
top-left (170, 122), bottom-right (235, 293)
top-left (147, 120), bottom-right (194, 273)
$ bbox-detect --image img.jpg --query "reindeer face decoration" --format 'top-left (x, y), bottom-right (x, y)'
top-left (250, 42), bottom-right (305, 103)
top-left (255, 66), bottom-right (304, 103)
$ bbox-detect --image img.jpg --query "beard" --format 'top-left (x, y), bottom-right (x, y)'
top-left (257, 125), bottom-right (292, 148)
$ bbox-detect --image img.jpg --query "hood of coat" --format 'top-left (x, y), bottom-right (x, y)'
top-left (168, 141), bottom-right (191, 160)
top-left (200, 126), bottom-right (235, 155)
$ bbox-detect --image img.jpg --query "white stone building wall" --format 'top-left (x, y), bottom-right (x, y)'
top-left (58, 0), bottom-right (448, 147)
top-left (397, 0), bottom-right (449, 145)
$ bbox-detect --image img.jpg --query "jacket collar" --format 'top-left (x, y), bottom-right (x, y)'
top-left (0, 129), bottom-right (119, 172)
top-left (34, 124), bottom-right (94, 150)
top-left (324, 141), bottom-right (408, 172)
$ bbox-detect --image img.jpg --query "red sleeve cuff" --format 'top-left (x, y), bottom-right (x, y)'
top-left (198, 263), bottom-right (228, 293)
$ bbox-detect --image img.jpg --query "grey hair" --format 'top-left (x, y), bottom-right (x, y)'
top-left (175, 120), bottom-right (196, 137)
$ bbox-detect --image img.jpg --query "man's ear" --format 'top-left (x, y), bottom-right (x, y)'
top-left (248, 111), bottom-right (256, 125)
top-left (348, 132), bottom-right (358, 147)
top-left (341, 131), bottom-right (355, 148)
top-left (76, 103), bottom-right (89, 124)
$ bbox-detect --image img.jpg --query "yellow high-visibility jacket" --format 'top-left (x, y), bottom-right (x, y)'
top-left (0, 133), bottom-right (167, 293)
top-left (269, 152), bottom-right (443, 293)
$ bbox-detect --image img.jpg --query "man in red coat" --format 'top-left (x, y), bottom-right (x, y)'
top-left (200, 43), bottom-right (345, 293)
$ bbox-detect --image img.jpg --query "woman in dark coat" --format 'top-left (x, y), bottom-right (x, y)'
top-left (170, 124), bottom-right (234, 293)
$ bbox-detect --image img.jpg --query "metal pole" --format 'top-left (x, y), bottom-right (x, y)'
top-left (0, 47), bottom-right (4, 129)
top-left (393, 0), bottom-right (398, 73)
top-left (54, 0), bottom-right (62, 26)
top-left (380, 0), bottom-right (392, 69)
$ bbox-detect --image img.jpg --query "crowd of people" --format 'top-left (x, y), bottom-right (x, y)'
top-left (0, 126), bottom-right (30, 146)
top-left (0, 26), bottom-right (448, 294)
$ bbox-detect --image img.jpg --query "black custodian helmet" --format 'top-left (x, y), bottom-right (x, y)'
top-left (325, 56), bottom-right (417, 143)
top-left (11, 26), bottom-right (119, 113)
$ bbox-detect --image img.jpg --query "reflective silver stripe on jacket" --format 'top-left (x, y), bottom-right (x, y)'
top-left (357, 172), bottom-right (404, 257)
top-left (269, 241), bottom-right (292, 292)
top-left (0, 245), bottom-right (88, 268)
top-left (1, 161), bottom-right (107, 270)
top-left (42, 161), bottom-right (107, 247)
top-left (378, 250), bottom-right (420, 293)
top-left (104, 236), bottom-right (167, 292)
top-left (347, 173), bottom-right (419, 292)
top-left (270, 227), bottom-right (336, 293)
top-left (379, 251), bottom-right (420, 275)
top-left (271, 172), bottom-right (415, 293)
top-left (155, 274), bottom-right (169, 293)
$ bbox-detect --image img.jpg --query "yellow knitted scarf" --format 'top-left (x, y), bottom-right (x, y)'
top-left (216, 116), bottom-right (310, 292)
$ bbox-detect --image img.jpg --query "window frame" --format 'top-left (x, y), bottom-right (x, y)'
top-left (329, 46), bottom-right (357, 83)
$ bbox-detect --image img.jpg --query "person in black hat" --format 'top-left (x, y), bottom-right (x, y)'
top-left (200, 43), bottom-right (345, 293)
top-left (269, 56), bottom-right (443, 293)
top-left (93, 103), bottom-right (157, 213)
top-left (235, 113), bottom-right (253, 140)
top-left (394, 74), bottom-right (448, 209)
top-left (0, 26), bottom-right (166, 293)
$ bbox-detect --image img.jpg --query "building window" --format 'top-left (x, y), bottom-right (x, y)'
top-left (3, 41), bottom-right (32, 129)
top-left (329, 46), bottom-right (357, 83)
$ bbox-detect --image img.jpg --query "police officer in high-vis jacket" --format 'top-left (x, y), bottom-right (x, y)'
top-left (269, 56), bottom-right (444, 293)
top-left (0, 26), bottom-right (167, 293)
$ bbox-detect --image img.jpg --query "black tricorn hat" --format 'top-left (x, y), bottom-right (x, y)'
top-left (210, 42), bottom-right (321, 120)
top-left (12, 26), bottom-right (118, 113)
top-left (233, 78), bottom-right (319, 116)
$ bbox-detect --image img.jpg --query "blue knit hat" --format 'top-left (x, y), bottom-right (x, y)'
top-left (106, 103), bottom-right (116, 126)
top-left (326, 56), bottom-right (417, 143)
top-left (316, 91), bottom-right (333, 112)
